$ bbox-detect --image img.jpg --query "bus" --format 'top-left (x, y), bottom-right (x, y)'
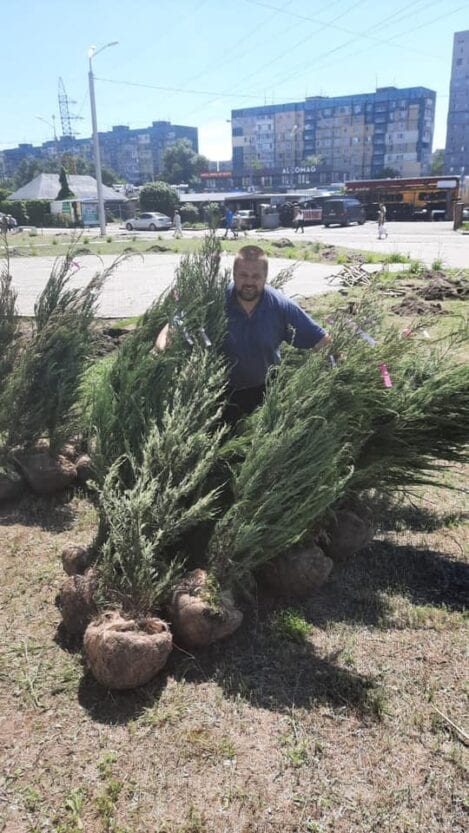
top-left (344, 176), bottom-right (461, 221)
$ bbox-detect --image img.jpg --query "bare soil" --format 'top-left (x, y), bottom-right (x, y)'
top-left (0, 481), bottom-right (467, 833)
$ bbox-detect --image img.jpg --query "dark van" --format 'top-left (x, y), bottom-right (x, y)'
top-left (323, 198), bottom-right (366, 227)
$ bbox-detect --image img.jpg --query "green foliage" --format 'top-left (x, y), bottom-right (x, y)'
top-left (0, 200), bottom-right (29, 225)
top-left (97, 349), bottom-right (228, 611)
top-left (0, 242), bottom-right (19, 394)
top-left (430, 149), bottom-right (445, 175)
top-left (139, 180), bottom-right (180, 215)
top-left (85, 232), bottom-right (229, 477)
top-left (270, 608), bottom-right (311, 643)
top-left (209, 289), bottom-right (469, 584)
top-left (374, 167), bottom-right (401, 179)
top-left (204, 202), bottom-right (222, 229)
top-left (0, 187), bottom-right (12, 202)
top-left (180, 202), bottom-right (200, 224)
top-left (57, 166), bottom-right (74, 200)
top-left (0, 239), bottom-right (125, 451)
top-left (161, 139), bottom-right (209, 185)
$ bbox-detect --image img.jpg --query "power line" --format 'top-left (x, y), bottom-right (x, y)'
top-left (243, 0), bottom-right (451, 55)
top-left (94, 75), bottom-right (261, 100)
top-left (242, 1), bottom-right (465, 97)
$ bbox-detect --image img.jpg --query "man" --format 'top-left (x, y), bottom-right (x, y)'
top-left (173, 209), bottom-right (182, 239)
top-left (154, 245), bottom-right (330, 419)
top-left (377, 203), bottom-right (388, 239)
top-left (224, 207), bottom-right (237, 239)
top-left (224, 245), bottom-right (329, 418)
top-left (294, 205), bottom-right (304, 234)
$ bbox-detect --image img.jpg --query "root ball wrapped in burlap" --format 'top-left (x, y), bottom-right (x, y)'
top-left (61, 543), bottom-right (94, 576)
top-left (57, 569), bottom-right (97, 634)
top-left (258, 545), bottom-right (333, 599)
top-left (169, 569), bottom-right (243, 650)
top-left (84, 611), bottom-right (173, 689)
top-left (323, 509), bottom-right (373, 563)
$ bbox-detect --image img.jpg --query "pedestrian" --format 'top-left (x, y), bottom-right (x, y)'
top-left (377, 203), bottom-right (388, 239)
top-left (294, 205), bottom-right (304, 233)
top-left (224, 207), bottom-right (237, 239)
top-left (153, 245), bottom-right (330, 422)
top-left (7, 215), bottom-right (17, 232)
top-left (173, 209), bottom-right (183, 239)
top-left (0, 214), bottom-right (8, 234)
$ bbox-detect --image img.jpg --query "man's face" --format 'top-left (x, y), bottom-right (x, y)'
top-left (233, 259), bottom-right (267, 302)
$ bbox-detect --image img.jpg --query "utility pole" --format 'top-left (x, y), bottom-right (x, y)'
top-left (88, 42), bottom-right (118, 236)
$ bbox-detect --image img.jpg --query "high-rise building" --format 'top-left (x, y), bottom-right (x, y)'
top-left (445, 30), bottom-right (469, 176)
top-left (232, 86), bottom-right (435, 188)
top-left (0, 121), bottom-right (198, 184)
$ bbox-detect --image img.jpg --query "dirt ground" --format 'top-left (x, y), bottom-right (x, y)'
top-left (0, 478), bottom-right (467, 833)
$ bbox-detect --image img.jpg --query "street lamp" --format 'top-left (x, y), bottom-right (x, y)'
top-left (88, 41), bottom-right (118, 236)
top-left (36, 114), bottom-right (58, 143)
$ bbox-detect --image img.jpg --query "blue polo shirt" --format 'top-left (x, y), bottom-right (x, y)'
top-left (224, 284), bottom-right (326, 390)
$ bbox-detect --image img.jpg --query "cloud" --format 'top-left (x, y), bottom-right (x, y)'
top-left (198, 120), bottom-right (232, 162)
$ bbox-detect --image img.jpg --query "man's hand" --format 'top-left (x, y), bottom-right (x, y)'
top-left (152, 323), bottom-right (171, 354)
top-left (314, 333), bottom-right (332, 352)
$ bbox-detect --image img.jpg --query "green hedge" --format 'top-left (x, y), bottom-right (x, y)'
top-left (0, 200), bottom-right (79, 227)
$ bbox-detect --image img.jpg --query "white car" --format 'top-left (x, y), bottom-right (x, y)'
top-left (125, 212), bottom-right (172, 231)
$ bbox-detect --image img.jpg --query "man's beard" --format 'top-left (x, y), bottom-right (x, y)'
top-left (236, 285), bottom-right (262, 301)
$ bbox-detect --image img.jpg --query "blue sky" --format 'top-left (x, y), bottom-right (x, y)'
top-left (1, 0), bottom-right (467, 160)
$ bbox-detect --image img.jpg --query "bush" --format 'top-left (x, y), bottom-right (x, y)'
top-left (139, 181), bottom-right (179, 216)
top-left (180, 202), bottom-right (200, 225)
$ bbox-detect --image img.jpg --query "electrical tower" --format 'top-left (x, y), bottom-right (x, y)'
top-left (58, 77), bottom-right (83, 137)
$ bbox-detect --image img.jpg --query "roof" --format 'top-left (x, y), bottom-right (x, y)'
top-left (8, 173), bottom-right (126, 202)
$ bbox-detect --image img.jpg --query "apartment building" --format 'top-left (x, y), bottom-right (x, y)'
top-left (0, 121), bottom-right (198, 184)
top-left (445, 30), bottom-right (469, 176)
top-left (232, 86), bottom-right (435, 188)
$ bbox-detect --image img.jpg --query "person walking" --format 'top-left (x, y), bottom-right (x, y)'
top-left (224, 207), bottom-right (238, 239)
top-left (173, 209), bottom-right (183, 238)
top-left (294, 205), bottom-right (304, 233)
top-left (377, 203), bottom-right (388, 239)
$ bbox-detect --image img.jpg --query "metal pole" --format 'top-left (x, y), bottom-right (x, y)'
top-left (88, 57), bottom-right (106, 236)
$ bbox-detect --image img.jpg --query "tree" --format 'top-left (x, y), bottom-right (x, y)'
top-left (161, 140), bottom-right (209, 185)
top-left (13, 158), bottom-right (56, 188)
top-left (303, 154), bottom-right (324, 168)
top-left (57, 166), bottom-right (75, 200)
top-left (139, 181), bottom-right (179, 215)
top-left (431, 150), bottom-right (445, 175)
top-left (375, 167), bottom-right (401, 179)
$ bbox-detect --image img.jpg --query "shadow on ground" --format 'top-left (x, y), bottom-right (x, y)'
top-left (0, 494), bottom-right (76, 532)
top-left (73, 537), bottom-right (467, 726)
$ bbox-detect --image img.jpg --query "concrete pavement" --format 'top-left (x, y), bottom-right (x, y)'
top-left (9, 253), bottom-right (343, 317)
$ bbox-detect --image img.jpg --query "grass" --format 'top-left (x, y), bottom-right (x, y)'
top-left (270, 608), bottom-right (312, 643)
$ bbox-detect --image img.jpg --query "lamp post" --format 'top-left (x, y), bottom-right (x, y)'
top-left (88, 41), bottom-right (118, 236)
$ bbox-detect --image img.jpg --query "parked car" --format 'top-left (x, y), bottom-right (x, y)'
top-left (462, 206), bottom-right (469, 221)
top-left (125, 212), bottom-right (172, 231)
top-left (234, 209), bottom-right (258, 230)
top-left (323, 198), bottom-right (365, 227)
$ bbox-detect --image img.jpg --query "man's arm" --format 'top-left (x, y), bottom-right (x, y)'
top-left (283, 297), bottom-right (330, 350)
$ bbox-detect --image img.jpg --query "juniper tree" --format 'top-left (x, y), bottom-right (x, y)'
top-left (0, 239), bottom-right (127, 451)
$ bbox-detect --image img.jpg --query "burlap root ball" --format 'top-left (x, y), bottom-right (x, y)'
top-left (258, 545), bottom-right (333, 599)
top-left (57, 569), bottom-right (98, 634)
top-left (169, 569), bottom-right (243, 650)
top-left (323, 509), bottom-right (373, 563)
top-left (84, 610), bottom-right (173, 690)
top-left (61, 543), bottom-right (94, 576)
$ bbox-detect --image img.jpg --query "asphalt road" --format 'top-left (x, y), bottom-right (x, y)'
top-left (8, 253), bottom-right (343, 318)
top-left (7, 220), bottom-right (467, 317)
